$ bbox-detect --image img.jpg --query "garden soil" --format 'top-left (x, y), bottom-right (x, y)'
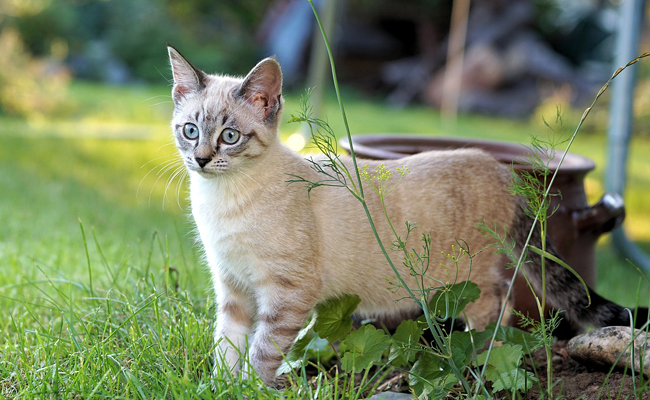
top-left (522, 341), bottom-right (649, 399)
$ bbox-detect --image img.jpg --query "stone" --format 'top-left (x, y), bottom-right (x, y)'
top-left (366, 392), bottom-right (415, 400)
top-left (567, 326), bottom-right (650, 376)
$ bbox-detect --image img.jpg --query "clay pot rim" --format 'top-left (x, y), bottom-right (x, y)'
top-left (339, 134), bottom-right (596, 175)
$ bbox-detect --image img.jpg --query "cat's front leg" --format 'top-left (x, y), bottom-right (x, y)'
top-left (213, 279), bottom-right (254, 378)
top-left (247, 283), bottom-right (316, 385)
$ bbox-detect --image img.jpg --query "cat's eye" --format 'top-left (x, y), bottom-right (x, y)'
top-left (221, 128), bottom-right (240, 145)
top-left (183, 123), bottom-right (199, 140)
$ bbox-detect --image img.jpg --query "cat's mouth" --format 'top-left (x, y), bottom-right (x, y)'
top-left (190, 164), bottom-right (229, 178)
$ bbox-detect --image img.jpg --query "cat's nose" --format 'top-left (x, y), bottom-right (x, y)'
top-left (195, 157), bottom-right (211, 168)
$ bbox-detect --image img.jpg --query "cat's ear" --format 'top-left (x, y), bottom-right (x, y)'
top-left (168, 45), bottom-right (206, 105)
top-left (236, 58), bottom-right (283, 123)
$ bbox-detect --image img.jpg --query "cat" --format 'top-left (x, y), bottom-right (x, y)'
top-left (166, 45), bottom-right (647, 386)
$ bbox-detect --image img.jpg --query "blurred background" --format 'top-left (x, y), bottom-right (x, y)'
top-left (1, 0), bottom-right (650, 306)
top-left (2, 0), bottom-right (647, 116)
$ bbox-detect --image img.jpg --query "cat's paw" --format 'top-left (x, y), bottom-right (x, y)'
top-left (212, 346), bottom-right (242, 379)
top-left (239, 366), bottom-right (283, 390)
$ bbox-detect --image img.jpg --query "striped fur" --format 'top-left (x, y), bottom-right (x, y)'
top-left (167, 46), bottom-right (646, 386)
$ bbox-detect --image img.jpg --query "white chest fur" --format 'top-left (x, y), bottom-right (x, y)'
top-left (190, 174), bottom-right (264, 288)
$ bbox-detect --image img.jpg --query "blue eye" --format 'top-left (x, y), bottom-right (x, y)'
top-left (221, 128), bottom-right (240, 144)
top-left (183, 123), bottom-right (199, 140)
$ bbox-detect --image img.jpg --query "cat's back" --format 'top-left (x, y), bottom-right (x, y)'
top-left (340, 148), bottom-right (516, 236)
top-left (343, 147), bottom-right (512, 192)
top-left (312, 147), bottom-right (518, 311)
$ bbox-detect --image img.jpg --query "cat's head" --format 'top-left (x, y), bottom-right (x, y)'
top-left (167, 46), bottom-right (283, 178)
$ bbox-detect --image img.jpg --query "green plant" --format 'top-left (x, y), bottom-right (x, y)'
top-left (477, 115), bottom-right (570, 398)
top-left (283, 288), bottom-right (541, 398)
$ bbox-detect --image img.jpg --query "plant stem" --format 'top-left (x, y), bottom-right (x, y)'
top-left (307, 0), bottom-right (417, 301)
top-left (307, 0), bottom-right (362, 198)
top-left (534, 176), bottom-right (552, 398)
top-left (420, 298), bottom-right (472, 394)
top-left (78, 219), bottom-right (94, 297)
top-left (308, 2), bottom-right (473, 393)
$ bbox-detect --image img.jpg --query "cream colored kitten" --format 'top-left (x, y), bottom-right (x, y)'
top-left (167, 46), bottom-right (644, 386)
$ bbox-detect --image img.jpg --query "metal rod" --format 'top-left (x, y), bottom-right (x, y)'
top-left (605, 0), bottom-right (650, 272)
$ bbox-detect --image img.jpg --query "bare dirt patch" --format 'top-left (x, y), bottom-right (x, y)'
top-left (523, 342), bottom-right (649, 399)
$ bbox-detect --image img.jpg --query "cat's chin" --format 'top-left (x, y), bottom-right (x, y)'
top-left (194, 170), bottom-right (225, 179)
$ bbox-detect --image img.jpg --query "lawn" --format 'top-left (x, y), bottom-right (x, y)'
top-left (1, 81), bottom-right (649, 398)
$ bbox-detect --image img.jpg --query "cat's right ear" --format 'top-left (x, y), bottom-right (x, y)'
top-left (236, 58), bottom-right (283, 124)
top-left (167, 45), bottom-right (206, 105)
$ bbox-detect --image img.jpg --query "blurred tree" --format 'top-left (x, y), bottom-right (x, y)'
top-left (0, 28), bottom-right (69, 118)
top-left (13, 2), bottom-right (76, 57)
top-left (164, 0), bottom-right (268, 76)
top-left (4, 0), bottom-right (268, 83)
top-left (105, 0), bottom-right (183, 82)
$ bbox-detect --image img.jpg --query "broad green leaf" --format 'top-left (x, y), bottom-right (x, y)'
top-left (448, 329), bottom-right (493, 366)
top-left (287, 330), bottom-right (334, 364)
top-left (389, 319), bottom-right (424, 367)
top-left (295, 312), bottom-right (317, 341)
top-left (484, 323), bottom-right (542, 353)
top-left (287, 332), bottom-right (313, 363)
top-left (476, 343), bottom-right (523, 370)
top-left (313, 294), bottom-right (361, 343)
top-left (428, 281), bottom-right (480, 319)
top-left (281, 327), bottom-right (335, 375)
top-left (491, 368), bottom-right (537, 392)
top-left (475, 344), bottom-right (524, 384)
top-left (409, 351), bottom-right (458, 399)
top-left (340, 325), bottom-right (390, 373)
top-left (303, 336), bottom-right (335, 364)
top-left (528, 245), bottom-right (591, 305)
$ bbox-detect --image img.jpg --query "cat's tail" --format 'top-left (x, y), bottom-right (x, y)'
top-left (512, 204), bottom-right (649, 335)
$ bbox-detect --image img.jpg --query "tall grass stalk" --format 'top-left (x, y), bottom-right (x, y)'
top-left (305, 0), bottom-right (416, 300)
top-left (78, 219), bottom-right (94, 297)
top-left (305, 0), bottom-right (474, 393)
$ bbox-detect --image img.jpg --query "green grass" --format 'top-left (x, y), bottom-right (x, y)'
top-left (1, 81), bottom-right (649, 398)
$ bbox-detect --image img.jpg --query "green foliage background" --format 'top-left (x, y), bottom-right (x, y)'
top-left (4, 0), bottom-right (266, 82)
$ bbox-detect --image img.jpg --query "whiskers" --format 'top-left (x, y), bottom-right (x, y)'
top-left (164, 163), bottom-right (189, 210)
top-left (139, 148), bottom-right (264, 213)
top-left (142, 93), bottom-right (174, 108)
top-left (138, 151), bottom-right (189, 211)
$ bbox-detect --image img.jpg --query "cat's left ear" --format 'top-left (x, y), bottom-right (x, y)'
top-left (236, 58), bottom-right (283, 123)
top-left (168, 45), bottom-right (206, 105)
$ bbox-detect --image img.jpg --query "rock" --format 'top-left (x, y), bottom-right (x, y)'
top-left (366, 393), bottom-right (415, 400)
top-left (567, 326), bottom-right (650, 376)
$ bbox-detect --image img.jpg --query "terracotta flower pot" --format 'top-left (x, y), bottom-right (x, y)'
top-left (339, 134), bottom-right (625, 325)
